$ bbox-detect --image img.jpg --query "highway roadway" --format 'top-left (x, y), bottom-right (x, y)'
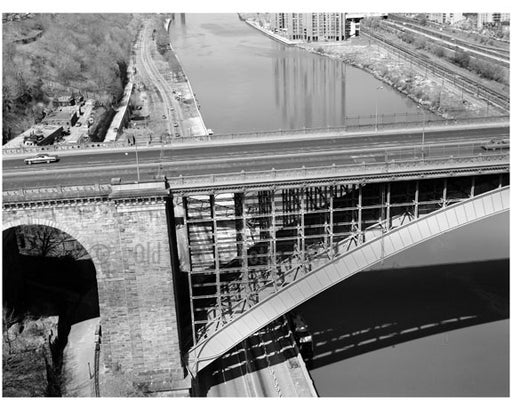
top-left (199, 320), bottom-right (312, 397)
top-left (2, 125), bottom-right (509, 190)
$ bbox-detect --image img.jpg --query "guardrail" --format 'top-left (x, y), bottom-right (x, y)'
top-left (2, 115), bottom-right (509, 156)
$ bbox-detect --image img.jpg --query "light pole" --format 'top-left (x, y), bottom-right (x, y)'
top-left (375, 86), bottom-right (384, 131)
top-left (417, 105), bottom-right (426, 160)
top-left (134, 140), bottom-right (141, 182)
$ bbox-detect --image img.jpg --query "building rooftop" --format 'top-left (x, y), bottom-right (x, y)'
top-left (4, 125), bottom-right (62, 148)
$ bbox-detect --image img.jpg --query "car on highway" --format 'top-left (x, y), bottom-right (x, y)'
top-left (482, 138), bottom-right (510, 151)
top-left (24, 153), bottom-right (59, 165)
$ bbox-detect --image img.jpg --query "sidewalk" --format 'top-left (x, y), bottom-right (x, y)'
top-left (61, 317), bottom-right (100, 397)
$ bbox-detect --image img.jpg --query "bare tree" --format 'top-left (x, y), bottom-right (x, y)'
top-left (15, 225), bottom-right (88, 260)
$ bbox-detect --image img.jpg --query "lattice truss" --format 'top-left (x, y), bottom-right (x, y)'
top-left (176, 174), bottom-right (507, 345)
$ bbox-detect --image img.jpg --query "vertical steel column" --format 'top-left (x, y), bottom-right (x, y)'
top-left (209, 194), bottom-right (222, 321)
top-left (386, 183), bottom-right (391, 230)
top-left (442, 179), bottom-right (447, 208)
top-left (234, 192), bottom-right (249, 306)
top-left (183, 196), bottom-right (197, 346)
top-left (380, 184), bottom-right (387, 221)
top-left (357, 184), bottom-right (363, 243)
top-left (414, 181), bottom-right (419, 219)
top-left (270, 190), bottom-right (278, 291)
top-left (499, 174), bottom-right (503, 188)
top-left (329, 185), bottom-right (334, 258)
top-left (283, 189), bottom-right (288, 225)
top-left (240, 191), bottom-right (250, 306)
top-left (300, 187), bottom-right (306, 274)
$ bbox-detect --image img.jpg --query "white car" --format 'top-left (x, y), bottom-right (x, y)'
top-left (24, 153), bottom-right (59, 165)
top-left (482, 138), bottom-right (509, 151)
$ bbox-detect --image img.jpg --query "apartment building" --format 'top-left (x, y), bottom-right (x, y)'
top-left (477, 13), bottom-right (510, 28)
top-left (271, 13), bottom-right (348, 42)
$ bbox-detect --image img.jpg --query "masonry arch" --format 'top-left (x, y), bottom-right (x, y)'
top-left (2, 218), bottom-right (105, 279)
top-left (3, 219), bottom-right (102, 359)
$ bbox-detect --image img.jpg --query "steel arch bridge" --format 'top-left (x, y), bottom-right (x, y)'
top-left (184, 185), bottom-right (509, 376)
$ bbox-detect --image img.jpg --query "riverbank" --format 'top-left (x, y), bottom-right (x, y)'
top-left (244, 19), bottom-right (300, 46)
top-left (243, 18), bottom-right (502, 119)
top-left (297, 37), bottom-right (503, 119)
top-left (167, 42), bottom-right (208, 137)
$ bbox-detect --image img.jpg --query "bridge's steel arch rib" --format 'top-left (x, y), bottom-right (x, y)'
top-left (187, 186), bottom-right (509, 376)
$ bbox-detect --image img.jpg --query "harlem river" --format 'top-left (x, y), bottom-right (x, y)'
top-left (168, 13), bottom-right (430, 134)
top-left (169, 13), bottom-right (509, 396)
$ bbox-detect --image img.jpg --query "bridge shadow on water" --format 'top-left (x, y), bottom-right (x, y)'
top-left (200, 259), bottom-right (509, 393)
top-left (297, 259), bottom-right (509, 371)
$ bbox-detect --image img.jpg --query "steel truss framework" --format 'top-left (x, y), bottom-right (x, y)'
top-left (178, 173), bottom-right (508, 346)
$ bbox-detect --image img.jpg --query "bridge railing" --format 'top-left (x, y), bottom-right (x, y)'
top-left (2, 115), bottom-right (509, 156)
top-left (2, 184), bottom-right (112, 204)
top-left (168, 151), bottom-right (509, 190)
top-left (177, 115), bottom-right (509, 143)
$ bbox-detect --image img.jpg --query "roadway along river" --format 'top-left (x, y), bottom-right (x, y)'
top-left (168, 13), bottom-right (430, 134)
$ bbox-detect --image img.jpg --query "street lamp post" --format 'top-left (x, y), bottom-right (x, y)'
top-left (417, 105), bottom-right (426, 160)
top-left (375, 86), bottom-right (384, 131)
top-left (134, 141), bottom-right (141, 182)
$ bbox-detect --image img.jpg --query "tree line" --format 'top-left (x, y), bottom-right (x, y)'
top-left (2, 14), bottom-right (142, 140)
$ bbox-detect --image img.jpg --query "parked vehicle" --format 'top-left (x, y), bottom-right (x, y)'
top-left (24, 153), bottom-right (59, 165)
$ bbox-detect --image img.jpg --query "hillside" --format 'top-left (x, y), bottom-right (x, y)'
top-left (2, 13), bottom-right (142, 142)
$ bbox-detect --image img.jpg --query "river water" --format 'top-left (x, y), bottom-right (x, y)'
top-left (168, 13), bottom-right (509, 396)
top-left (297, 211), bottom-right (509, 396)
top-left (168, 13), bottom-right (427, 134)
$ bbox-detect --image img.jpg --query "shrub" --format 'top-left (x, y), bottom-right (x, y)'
top-left (433, 46), bottom-right (445, 58)
top-left (452, 49), bottom-right (471, 69)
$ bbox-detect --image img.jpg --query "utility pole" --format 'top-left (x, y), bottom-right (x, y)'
top-left (135, 140), bottom-right (141, 182)
top-left (375, 86), bottom-right (384, 131)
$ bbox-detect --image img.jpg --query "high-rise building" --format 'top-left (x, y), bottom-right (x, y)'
top-left (271, 13), bottom-right (347, 42)
top-left (477, 13), bottom-right (510, 28)
top-left (428, 13), bottom-right (464, 25)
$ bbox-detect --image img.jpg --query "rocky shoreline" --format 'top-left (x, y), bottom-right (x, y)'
top-left (297, 37), bottom-right (504, 119)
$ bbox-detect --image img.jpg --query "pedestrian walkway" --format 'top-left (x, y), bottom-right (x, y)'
top-left (61, 317), bottom-right (100, 397)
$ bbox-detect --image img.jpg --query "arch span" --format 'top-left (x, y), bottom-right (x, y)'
top-left (2, 217), bottom-right (104, 279)
top-left (187, 186), bottom-right (510, 376)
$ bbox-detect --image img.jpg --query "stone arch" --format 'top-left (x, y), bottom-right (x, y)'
top-left (2, 217), bottom-right (104, 279)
